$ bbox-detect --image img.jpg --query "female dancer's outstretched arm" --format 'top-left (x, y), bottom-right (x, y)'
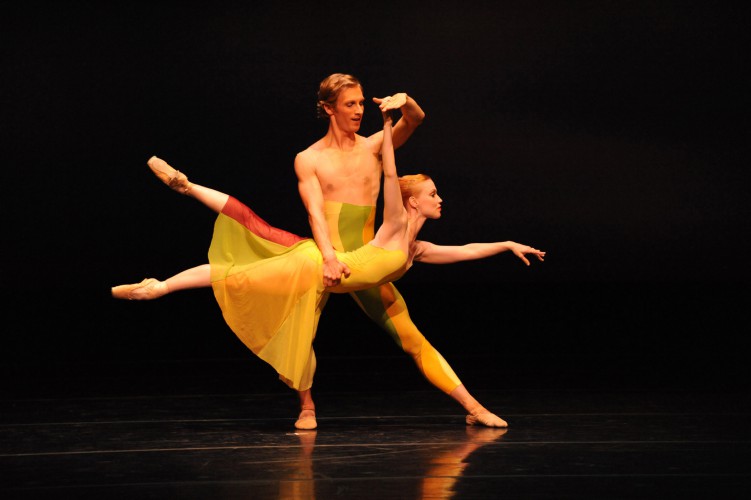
top-left (413, 240), bottom-right (545, 266)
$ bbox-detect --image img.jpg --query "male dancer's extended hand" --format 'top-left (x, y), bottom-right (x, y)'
top-left (373, 92), bottom-right (409, 114)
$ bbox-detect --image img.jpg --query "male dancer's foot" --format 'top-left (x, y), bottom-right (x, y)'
top-left (295, 405), bottom-right (317, 430)
top-left (465, 406), bottom-right (508, 428)
top-left (295, 389), bottom-right (317, 429)
top-left (450, 385), bottom-right (508, 428)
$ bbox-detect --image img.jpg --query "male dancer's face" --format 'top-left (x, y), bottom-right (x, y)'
top-left (330, 86), bottom-right (365, 134)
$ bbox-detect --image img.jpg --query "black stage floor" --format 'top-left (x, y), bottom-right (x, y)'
top-left (2, 352), bottom-right (750, 499)
top-left (2, 283), bottom-right (749, 498)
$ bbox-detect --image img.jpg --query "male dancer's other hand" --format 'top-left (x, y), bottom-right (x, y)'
top-left (322, 257), bottom-right (350, 287)
top-left (373, 93), bottom-right (408, 113)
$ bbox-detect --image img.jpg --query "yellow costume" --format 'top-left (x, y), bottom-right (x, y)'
top-left (323, 201), bottom-right (462, 394)
top-left (208, 197), bottom-right (406, 391)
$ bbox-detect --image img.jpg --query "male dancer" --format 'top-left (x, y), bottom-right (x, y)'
top-left (293, 73), bottom-right (506, 430)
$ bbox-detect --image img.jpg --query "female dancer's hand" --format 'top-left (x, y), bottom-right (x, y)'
top-left (509, 242), bottom-right (546, 266)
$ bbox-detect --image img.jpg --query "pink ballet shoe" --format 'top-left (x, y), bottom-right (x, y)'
top-left (294, 405), bottom-right (317, 430)
top-left (147, 156), bottom-right (192, 194)
top-left (466, 408), bottom-right (508, 428)
top-left (111, 278), bottom-right (168, 300)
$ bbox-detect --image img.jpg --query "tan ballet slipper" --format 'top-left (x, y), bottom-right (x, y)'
top-left (466, 406), bottom-right (508, 428)
top-left (147, 156), bottom-right (192, 194)
top-left (111, 278), bottom-right (168, 300)
top-left (294, 405), bottom-right (317, 430)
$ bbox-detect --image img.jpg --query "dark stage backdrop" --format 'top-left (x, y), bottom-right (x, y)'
top-left (2, 3), bottom-right (748, 374)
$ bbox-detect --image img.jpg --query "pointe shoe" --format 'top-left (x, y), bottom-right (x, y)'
top-left (111, 278), bottom-right (168, 300)
top-left (466, 408), bottom-right (508, 428)
top-left (147, 156), bottom-right (192, 194)
top-left (294, 405), bottom-right (317, 430)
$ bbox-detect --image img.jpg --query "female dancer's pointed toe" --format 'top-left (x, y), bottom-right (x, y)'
top-left (111, 278), bottom-right (168, 300)
top-left (147, 156), bottom-right (192, 194)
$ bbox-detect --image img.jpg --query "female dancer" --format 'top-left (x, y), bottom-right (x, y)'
top-left (113, 111), bottom-right (545, 429)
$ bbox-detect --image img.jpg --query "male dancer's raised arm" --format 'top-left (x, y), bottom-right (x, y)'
top-left (373, 92), bottom-right (425, 150)
top-left (294, 74), bottom-right (424, 287)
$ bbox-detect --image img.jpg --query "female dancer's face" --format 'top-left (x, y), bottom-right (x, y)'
top-left (413, 180), bottom-right (442, 219)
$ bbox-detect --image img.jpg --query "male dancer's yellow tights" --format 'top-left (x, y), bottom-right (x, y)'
top-left (323, 201), bottom-right (462, 394)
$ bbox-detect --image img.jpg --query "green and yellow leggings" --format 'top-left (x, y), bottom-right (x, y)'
top-left (323, 201), bottom-right (462, 394)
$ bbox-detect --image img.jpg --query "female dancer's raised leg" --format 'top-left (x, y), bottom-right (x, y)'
top-left (114, 157), bottom-right (320, 429)
top-left (147, 155), bottom-right (229, 213)
top-left (111, 157), bottom-right (228, 300)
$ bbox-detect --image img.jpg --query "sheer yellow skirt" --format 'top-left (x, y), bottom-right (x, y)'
top-left (209, 196), bottom-right (323, 391)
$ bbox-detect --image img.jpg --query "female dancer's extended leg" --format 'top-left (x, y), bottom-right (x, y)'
top-left (111, 157), bottom-right (228, 300)
top-left (114, 156), bottom-right (318, 429)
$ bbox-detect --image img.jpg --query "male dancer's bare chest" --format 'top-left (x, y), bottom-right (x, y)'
top-left (317, 149), bottom-right (382, 205)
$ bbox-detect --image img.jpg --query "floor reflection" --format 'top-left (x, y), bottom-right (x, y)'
top-left (275, 426), bottom-right (507, 499)
top-left (278, 430), bottom-right (318, 500)
top-left (420, 427), bottom-right (508, 499)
